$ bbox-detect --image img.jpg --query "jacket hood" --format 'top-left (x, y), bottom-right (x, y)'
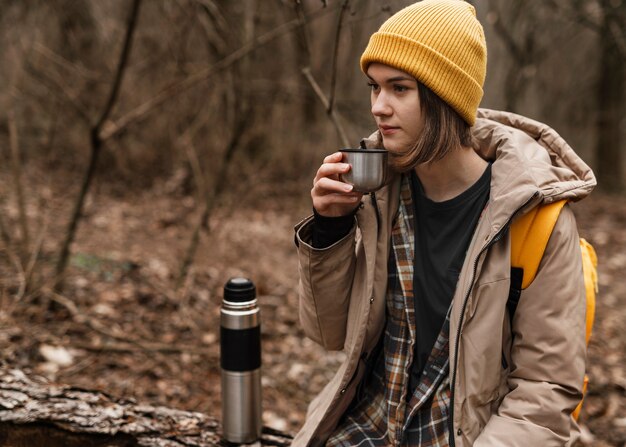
top-left (474, 108), bottom-right (596, 203)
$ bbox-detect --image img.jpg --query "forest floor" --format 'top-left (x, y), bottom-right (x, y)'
top-left (0, 165), bottom-right (624, 446)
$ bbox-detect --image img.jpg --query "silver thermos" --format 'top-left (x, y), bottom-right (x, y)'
top-left (220, 277), bottom-right (262, 444)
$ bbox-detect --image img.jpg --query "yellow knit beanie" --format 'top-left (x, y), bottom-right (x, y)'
top-left (360, 0), bottom-right (487, 125)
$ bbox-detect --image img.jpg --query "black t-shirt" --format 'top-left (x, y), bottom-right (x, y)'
top-left (408, 164), bottom-right (491, 392)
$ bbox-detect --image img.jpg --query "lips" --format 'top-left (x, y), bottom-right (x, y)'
top-left (379, 125), bottom-right (399, 136)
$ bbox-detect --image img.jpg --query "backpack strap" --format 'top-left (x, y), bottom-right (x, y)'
top-left (508, 199), bottom-right (568, 321)
top-left (508, 199), bottom-right (597, 422)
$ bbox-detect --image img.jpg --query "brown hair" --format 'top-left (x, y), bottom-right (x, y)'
top-left (389, 82), bottom-right (474, 172)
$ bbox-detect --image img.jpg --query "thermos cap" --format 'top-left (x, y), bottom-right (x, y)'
top-left (224, 277), bottom-right (256, 303)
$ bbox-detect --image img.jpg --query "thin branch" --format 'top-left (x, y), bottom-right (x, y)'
top-left (0, 242), bottom-right (26, 307)
top-left (295, 2), bottom-right (351, 145)
top-left (294, 1), bottom-right (312, 61)
top-left (544, 0), bottom-right (602, 32)
top-left (487, 1), bottom-right (524, 65)
top-left (193, 0), bottom-right (229, 56)
top-left (7, 110), bottom-right (29, 252)
top-left (545, 0), bottom-right (624, 58)
top-left (302, 67), bottom-right (330, 110)
top-left (19, 211), bottom-right (49, 301)
top-left (0, 203), bottom-right (24, 310)
top-left (33, 42), bottom-right (102, 80)
top-left (177, 267), bottom-right (202, 334)
top-left (192, 0), bottom-right (231, 39)
top-left (185, 144), bottom-right (206, 200)
top-left (0, 210), bottom-right (12, 249)
top-left (176, 112), bottom-right (210, 218)
top-left (99, 4), bottom-right (337, 141)
top-left (22, 64), bottom-right (92, 124)
top-left (302, 67), bottom-right (350, 147)
top-left (94, 2), bottom-right (142, 131)
top-left (327, 0), bottom-right (350, 113)
top-left (54, 0), bottom-right (143, 288)
top-left (176, 109), bottom-right (249, 288)
top-left (609, 20), bottom-right (626, 59)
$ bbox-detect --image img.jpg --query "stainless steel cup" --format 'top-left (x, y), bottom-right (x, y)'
top-left (339, 148), bottom-right (388, 193)
top-left (221, 277), bottom-right (262, 444)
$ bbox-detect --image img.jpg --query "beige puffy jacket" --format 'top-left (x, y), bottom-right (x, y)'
top-left (293, 109), bottom-right (596, 446)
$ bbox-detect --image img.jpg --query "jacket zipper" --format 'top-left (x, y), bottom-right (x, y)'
top-left (448, 191), bottom-right (539, 446)
top-left (369, 192), bottom-right (381, 237)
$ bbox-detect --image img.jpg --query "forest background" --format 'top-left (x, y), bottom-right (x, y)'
top-left (0, 0), bottom-right (624, 445)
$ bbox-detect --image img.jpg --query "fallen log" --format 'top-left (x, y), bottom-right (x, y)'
top-left (0, 368), bottom-right (293, 446)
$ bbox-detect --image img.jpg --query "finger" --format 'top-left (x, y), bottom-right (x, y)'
top-left (314, 162), bottom-right (351, 184)
top-left (322, 151), bottom-right (344, 164)
top-left (313, 193), bottom-right (362, 210)
top-left (313, 177), bottom-right (354, 196)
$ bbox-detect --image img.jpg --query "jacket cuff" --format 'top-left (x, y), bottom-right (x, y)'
top-left (294, 214), bottom-right (357, 253)
top-left (311, 207), bottom-right (357, 248)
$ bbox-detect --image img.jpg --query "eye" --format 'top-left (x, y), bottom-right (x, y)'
top-left (393, 84), bottom-right (408, 93)
top-left (367, 82), bottom-right (380, 92)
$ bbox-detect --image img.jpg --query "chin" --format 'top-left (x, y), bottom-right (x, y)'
top-left (382, 140), bottom-right (414, 172)
top-left (381, 138), bottom-right (409, 156)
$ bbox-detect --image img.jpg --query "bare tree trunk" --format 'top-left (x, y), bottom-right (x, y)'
top-left (544, 0), bottom-right (625, 191)
top-left (292, 1), bottom-right (318, 122)
top-left (595, 0), bottom-right (625, 192)
top-left (487, 0), bottom-right (540, 112)
top-left (54, 0), bottom-right (143, 290)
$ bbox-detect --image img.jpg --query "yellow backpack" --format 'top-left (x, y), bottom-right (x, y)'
top-left (509, 199), bottom-right (598, 421)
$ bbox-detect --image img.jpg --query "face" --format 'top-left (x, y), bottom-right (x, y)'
top-left (366, 63), bottom-right (424, 156)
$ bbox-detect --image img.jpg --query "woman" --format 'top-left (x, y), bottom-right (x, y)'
top-left (293, 1), bottom-right (596, 445)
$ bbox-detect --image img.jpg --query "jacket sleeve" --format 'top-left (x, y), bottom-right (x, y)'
top-left (475, 205), bottom-right (586, 445)
top-left (294, 215), bottom-right (358, 351)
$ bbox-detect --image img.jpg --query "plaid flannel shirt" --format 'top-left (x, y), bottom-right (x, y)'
top-left (327, 174), bottom-right (451, 447)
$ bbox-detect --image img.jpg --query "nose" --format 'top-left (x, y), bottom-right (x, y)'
top-left (371, 91), bottom-right (391, 118)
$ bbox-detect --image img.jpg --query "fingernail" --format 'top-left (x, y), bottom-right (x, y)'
top-left (344, 184), bottom-right (353, 191)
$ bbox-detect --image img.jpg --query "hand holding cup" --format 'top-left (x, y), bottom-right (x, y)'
top-left (339, 149), bottom-right (388, 193)
top-left (312, 152), bottom-right (364, 218)
top-left (312, 149), bottom-right (388, 217)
